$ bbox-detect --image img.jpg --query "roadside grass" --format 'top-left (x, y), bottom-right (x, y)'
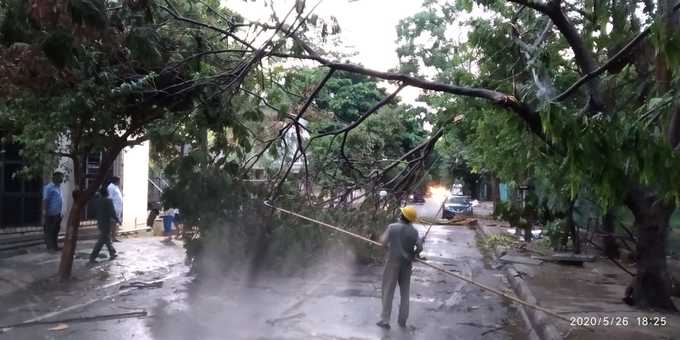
top-left (477, 233), bottom-right (519, 256)
top-left (475, 232), bottom-right (494, 260)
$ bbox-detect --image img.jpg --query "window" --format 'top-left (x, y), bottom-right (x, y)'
top-left (0, 142), bottom-right (43, 228)
top-left (83, 152), bottom-right (113, 220)
top-left (446, 196), bottom-right (470, 205)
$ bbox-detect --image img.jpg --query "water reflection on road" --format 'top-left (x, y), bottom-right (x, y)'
top-left (1, 199), bottom-right (524, 340)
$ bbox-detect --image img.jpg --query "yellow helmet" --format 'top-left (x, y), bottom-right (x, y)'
top-left (400, 205), bottom-right (417, 222)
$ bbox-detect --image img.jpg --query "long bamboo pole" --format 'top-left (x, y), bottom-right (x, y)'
top-left (422, 199), bottom-right (445, 241)
top-left (263, 200), bottom-right (588, 330)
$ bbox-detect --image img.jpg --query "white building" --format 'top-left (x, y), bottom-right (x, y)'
top-left (0, 141), bottom-right (150, 234)
top-left (62, 142), bottom-right (150, 232)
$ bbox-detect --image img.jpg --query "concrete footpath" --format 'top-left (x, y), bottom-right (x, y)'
top-left (477, 221), bottom-right (680, 340)
top-left (0, 235), bottom-right (188, 337)
top-left (0, 235), bottom-right (186, 298)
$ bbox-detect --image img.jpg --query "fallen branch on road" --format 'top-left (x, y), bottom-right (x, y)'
top-left (481, 325), bottom-right (506, 336)
top-left (265, 312), bottom-right (306, 326)
top-left (119, 280), bottom-right (164, 290)
top-left (585, 239), bottom-right (636, 277)
top-left (456, 321), bottom-right (500, 328)
top-left (0, 311), bottom-right (148, 330)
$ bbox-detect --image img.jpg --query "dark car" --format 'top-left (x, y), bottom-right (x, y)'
top-left (442, 195), bottom-right (472, 219)
top-left (412, 191), bottom-right (426, 204)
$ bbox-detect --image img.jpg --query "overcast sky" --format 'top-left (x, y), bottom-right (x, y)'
top-left (222, 0), bottom-right (426, 103)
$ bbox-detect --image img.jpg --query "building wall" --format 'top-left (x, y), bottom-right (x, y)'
top-left (121, 142), bottom-right (149, 231)
top-left (58, 157), bottom-right (74, 229)
top-left (1, 136), bottom-right (149, 233)
top-left (58, 142), bottom-right (149, 232)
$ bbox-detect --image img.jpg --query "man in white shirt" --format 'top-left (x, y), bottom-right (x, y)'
top-left (107, 176), bottom-right (123, 242)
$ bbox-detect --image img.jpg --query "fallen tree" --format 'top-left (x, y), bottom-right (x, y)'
top-left (163, 0), bottom-right (680, 310)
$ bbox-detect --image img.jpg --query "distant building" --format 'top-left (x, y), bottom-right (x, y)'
top-left (245, 109), bottom-right (310, 182)
top-left (0, 142), bottom-right (41, 230)
top-left (450, 183), bottom-right (463, 195)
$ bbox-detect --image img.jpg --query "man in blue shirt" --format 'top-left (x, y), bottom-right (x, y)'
top-left (42, 171), bottom-right (64, 251)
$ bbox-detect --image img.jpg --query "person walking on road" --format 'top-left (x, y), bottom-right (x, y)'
top-left (161, 207), bottom-right (177, 242)
top-left (42, 171), bottom-right (64, 252)
top-left (173, 210), bottom-right (184, 240)
top-left (376, 205), bottom-right (423, 330)
top-left (107, 176), bottom-right (123, 242)
top-left (89, 187), bottom-right (120, 264)
top-left (146, 204), bottom-right (160, 229)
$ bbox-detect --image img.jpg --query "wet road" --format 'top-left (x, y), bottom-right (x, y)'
top-left (1, 200), bottom-right (525, 340)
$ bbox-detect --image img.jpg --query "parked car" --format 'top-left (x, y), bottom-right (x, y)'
top-left (442, 195), bottom-right (473, 219)
top-left (408, 190), bottom-right (426, 204)
top-left (412, 191), bottom-right (426, 204)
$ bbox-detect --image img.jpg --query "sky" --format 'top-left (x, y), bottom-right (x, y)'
top-left (222, 0), bottom-right (427, 104)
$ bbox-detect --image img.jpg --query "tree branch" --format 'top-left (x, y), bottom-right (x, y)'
top-left (50, 151), bottom-right (75, 159)
top-left (380, 127), bottom-right (444, 179)
top-left (552, 28), bottom-right (650, 102)
top-left (270, 47), bottom-right (544, 140)
top-left (311, 83), bottom-right (406, 140)
top-left (175, 15), bottom-right (545, 140)
top-left (508, 0), bottom-right (603, 111)
top-left (506, 0), bottom-right (550, 12)
top-left (159, 3), bottom-right (257, 50)
top-left (292, 68), bottom-right (336, 121)
top-left (339, 130), bottom-right (369, 180)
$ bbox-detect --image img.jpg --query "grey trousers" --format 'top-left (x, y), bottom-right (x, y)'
top-left (90, 225), bottom-right (116, 260)
top-left (43, 215), bottom-right (62, 250)
top-left (380, 258), bottom-right (413, 325)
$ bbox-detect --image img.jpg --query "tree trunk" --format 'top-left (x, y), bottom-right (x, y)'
top-left (58, 147), bottom-right (122, 279)
top-left (57, 154), bottom-right (83, 280)
top-left (567, 200), bottom-right (580, 253)
top-left (488, 173), bottom-right (500, 203)
top-left (601, 208), bottom-right (620, 259)
top-left (604, 0), bottom-right (680, 309)
top-left (523, 223), bottom-right (532, 242)
top-left (58, 193), bottom-right (85, 279)
top-left (625, 186), bottom-right (678, 311)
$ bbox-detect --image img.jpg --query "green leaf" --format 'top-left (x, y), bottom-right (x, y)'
top-left (456, 0), bottom-right (473, 12)
top-left (70, 0), bottom-right (107, 29)
top-left (126, 27), bottom-right (163, 67)
top-left (42, 30), bottom-right (74, 69)
top-left (665, 31), bottom-right (680, 67)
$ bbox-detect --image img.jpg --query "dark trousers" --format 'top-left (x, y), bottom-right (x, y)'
top-left (43, 215), bottom-right (62, 250)
top-left (90, 225), bottom-right (116, 260)
top-left (380, 258), bottom-right (413, 325)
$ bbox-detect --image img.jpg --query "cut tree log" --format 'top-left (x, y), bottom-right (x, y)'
top-left (499, 255), bottom-right (543, 266)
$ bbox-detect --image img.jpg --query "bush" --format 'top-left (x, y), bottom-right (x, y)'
top-left (543, 219), bottom-right (567, 249)
top-left (164, 161), bottom-right (396, 276)
top-left (671, 209), bottom-right (680, 230)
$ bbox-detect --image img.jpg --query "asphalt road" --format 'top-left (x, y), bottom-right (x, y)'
top-left (1, 199), bottom-right (525, 340)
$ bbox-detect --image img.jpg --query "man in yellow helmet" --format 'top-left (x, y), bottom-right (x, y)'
top-left (376, 205), bottom-right (423, 330)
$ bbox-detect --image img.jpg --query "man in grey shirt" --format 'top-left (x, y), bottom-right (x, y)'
top-left (377, 205), bottom-right (423, 329)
